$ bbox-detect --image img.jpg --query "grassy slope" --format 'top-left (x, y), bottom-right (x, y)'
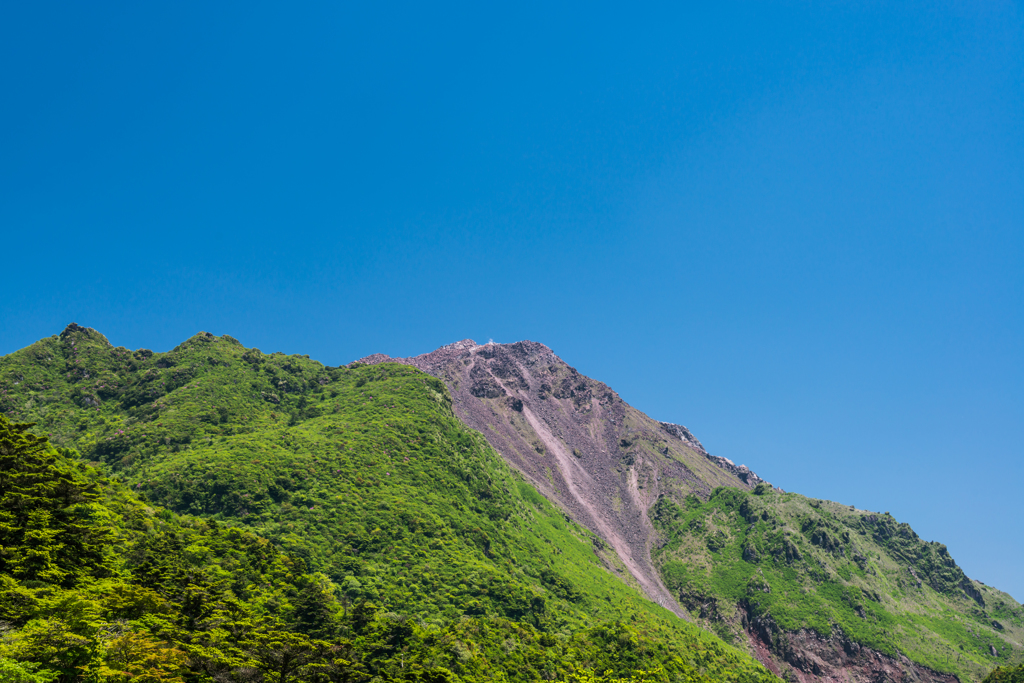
top-left (0, 326), bottom-right (773, 682)
top-left (650, 487), bottom-right (1024, 682)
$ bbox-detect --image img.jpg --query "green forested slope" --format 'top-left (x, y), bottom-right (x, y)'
top-left (0, 325), bottom-right (774, 683)
top-left (650, 486), bottom-right (1024, 682)
top-left (0, 413), bottom-right (344, 682)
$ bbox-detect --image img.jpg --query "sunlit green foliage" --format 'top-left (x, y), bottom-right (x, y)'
top-left (0, 657), bottom-right (58, 683)
top-left (0, 327), bottom-right (775, 682)
top-left (0, 417), bottom-right (113, 585)
top-left (651, 487), bottom-right (1024, 682)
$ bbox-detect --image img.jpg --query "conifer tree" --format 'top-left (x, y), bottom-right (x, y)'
top-left (0, 415), bottom-right (113, 586)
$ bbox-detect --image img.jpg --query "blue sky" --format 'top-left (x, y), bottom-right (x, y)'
top-left (2, 2), bottom-right (1022, 599)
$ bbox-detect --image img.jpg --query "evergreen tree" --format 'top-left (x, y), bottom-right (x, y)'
top-left (0, 415), bottom-right (113, 586)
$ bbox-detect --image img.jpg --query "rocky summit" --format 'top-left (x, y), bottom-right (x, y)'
top-left (357, 340), bottom-right (769, 618)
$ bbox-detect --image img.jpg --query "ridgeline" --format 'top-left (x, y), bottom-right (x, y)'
top-left (0, 325), bottom-right (773, 683)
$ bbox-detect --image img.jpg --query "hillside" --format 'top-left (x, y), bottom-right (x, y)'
top-left (357, 340), bottom-right (1024, 682)
top-left (652, 488), bottom-right (1024, 683)
top-left (356, 340), bottom-right (767, 617)
top-left (0, 412), bottom-right (356, 682)
top-left (0, 325), bottom-right (774, 683)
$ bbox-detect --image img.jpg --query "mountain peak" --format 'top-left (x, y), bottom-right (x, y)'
top-left (59, 322), bottom-right (111, 346)
top-left (354, 338), bottom-right (558, 377)
top-left (356, 337), bottom-right (768, 618)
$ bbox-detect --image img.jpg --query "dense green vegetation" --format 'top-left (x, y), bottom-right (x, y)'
top-left (0, 413), bottom-right (339, 682)
top-left (0, 325), bottom-right (775, 682)
top-left (651, 486), bottom-right (1024, 682)
top-left (984, 664), bottom-right (1024, 683)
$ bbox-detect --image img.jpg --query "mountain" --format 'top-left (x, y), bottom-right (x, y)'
top-left (0, 325), bottom-right (774, 683)
top-left (356, 340), bottom-right (1024, 683)
top-left (355, 340), bottom-right (769, 618)
top-left (2, 326), bottom-right (1020, 683)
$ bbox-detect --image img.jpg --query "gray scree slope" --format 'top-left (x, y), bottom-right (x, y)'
top-left (356, 339), bottom-right (768, 618)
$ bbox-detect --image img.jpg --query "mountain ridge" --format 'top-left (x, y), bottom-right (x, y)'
top-left (355, 339), bottom-right (770, 619)
top-left (1, 325), bottom-right (1020, 682)
top-left (356, 340), bottom-right (768, 490)
top-left (355, 338), bottom-right (1024, 682)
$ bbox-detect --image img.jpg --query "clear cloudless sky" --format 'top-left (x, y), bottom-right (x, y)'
top-left (2, 2), bottom-right (1022, 599)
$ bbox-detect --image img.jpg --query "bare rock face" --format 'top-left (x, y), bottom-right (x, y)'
top-left (660, 421), bottom-right (769, 487)
top-left (746, 612), bottom-right (959, 683)
top-left (659, 422), bottom-right (707, 453)
top-left (355, 340), bottom-right (766, 618)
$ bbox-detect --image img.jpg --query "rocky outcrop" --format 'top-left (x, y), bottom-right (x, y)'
top-left (660, 421), bottom-right (770, 487)
top-left (661, 421), bottom-right (770, 488)
top-left (962, 578), bottom-right (986, 607)
top-left (659, 422), bottom-right (707, 453)
top-left (745, 611), bottom-right (959, 683)
top-left (355, 340), bottom-right (762, 619)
